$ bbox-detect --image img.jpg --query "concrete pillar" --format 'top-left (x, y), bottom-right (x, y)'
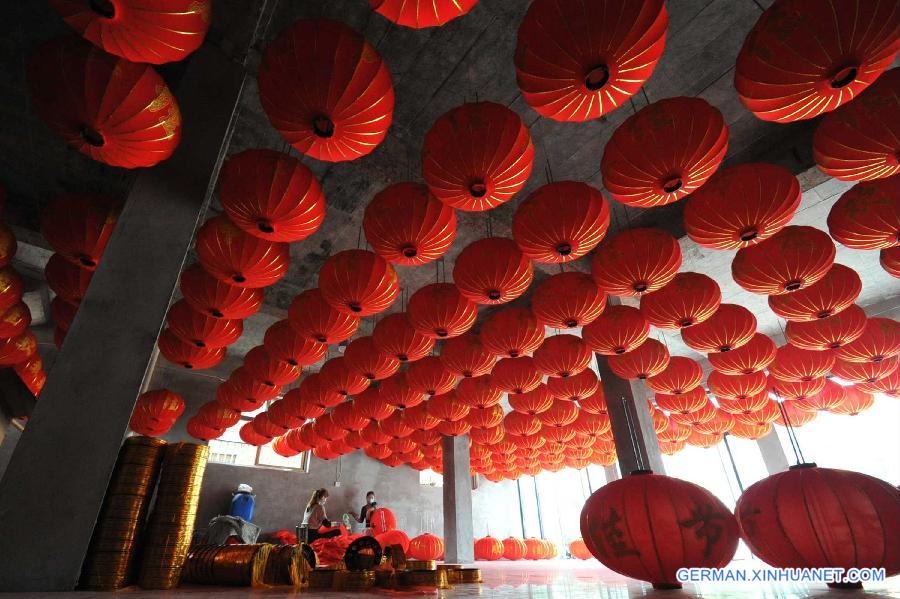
top-left (442, 434), bottom-right (474, 564)
top-left (595, 355), bottom-right (666, 475)
top-left (756, 429), bottom-right (790, 475)
top-left (603, 464), bottom-right (620, 484)
top-left (0, 41), bottom-right (249, 591)
top-left (0, 397), bottom-right (10, 448)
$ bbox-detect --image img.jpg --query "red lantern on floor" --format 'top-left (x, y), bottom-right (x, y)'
top-left (406, 357), bottom-right (458, 396)
top-left (708, 333), bottom-right (777, 375)
top-left (509, 385), bottom-right (554, 415)
top-left (343, 336), bottom-right (400, 381)
top-left (196, 216), bottom-right (289, 288)
top-left (319, 357), bottom-right (370, 397)
top-left (44, 254), bottom-right (90, 305)
top-left (288, 288), bottom-right (359, 344)
top-left (681, 304), bottom-right (757, 354)
top-left (828, 177), bottom-right (900, 250)
top-left (591, 228), bottom-right (682, 297)
top-left (480, 308), bottom-right (544, 358)
top-left (502, 537), bottom-right (527, 561)
top-left (258, 19), bottom-right (394, 162)
top-left (28, 36), bottom-right (181, 168)
top-left (768, 263), bottom-right (862, 322)
top-left (769, 344), bottom-right (836, 382)
top-left (373, 313), bottom-right (434, 363)
top-left (581, 471), bottom-right (739, 589)
top-left (158, 329), bottom-right (225, 370)
top-left (835, 317), bottom-right (900, 363)
top-left (533, 335), bottom-right (592, 378)
top-left (456, 376), bottom-right (503, 409)
top-left (423, 102), bottom-right (533, 212)
top-left (379, 372), bottom-right (426, 410)
top-left (546, 368), bottom-right (598, 402)
top-left (41, 193), bottom-right (121, 270)
top-left (512, 181), bottom-right (610, 263)
top-left (732, 226), bottom-right (835, 295)
top-left (830, 386), bottom-right (876, 416)
top-left (180, 264), bottom-right (263, 320)
top-left (582, 305), bottom-right (650, 356)
top-left (832, 356), bottom-right (899, 384)
top-left (453, 238), bottom-right (533, 305)
top-left (684, 163), bottom-right (802, 249)
top-left (602, 98), bottom-right (728, 207)
top-left (49, 0), bottom-right (211, 64)
top-left (407, 533), bottom-right (444, 561)
top-left (639, 273), bottom-right (720, 330)
top-left (882, 246), bottom-right (900, 278)
top-left (475, 536), bottom-right (504, 561)
top-left (734, 0), bottom-right (900, 123)
top-left (531, 272), bottom-right (606, 329)
top-left (166, 299), bottom-right (242, 349)
top-left (607, 339), bottom-right (670, 380)
top-left (368, 0), bottom-right (477, 28)
top-left (785, 304), bottom-right (867, 350)
top-left (440, 333), bottom-right (495, 378)
top-left (514, 0), bottom-right (668, 122)
top-left (319, 249), bottom-right (399, 316)
top-left (646, 357), bottom-right (703, 396)
top-left (491, 357), bottom-right (542, 395)
top-left (406, 283), bottom-right (477, 339)
top-left (264, 320), bottom-right (327, 367)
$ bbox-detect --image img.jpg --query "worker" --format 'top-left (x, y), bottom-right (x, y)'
top-left (346, 490), bottom-right (378, 529)
top-left (302, 488), bottom-right (342, 543)
top-left (229, 483), bottom-right (255, 522)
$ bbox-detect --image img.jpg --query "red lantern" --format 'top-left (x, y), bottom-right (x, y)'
top-left (28, 36), bottom-right (181, 168)
top-left (882, 246), bottom-right (900, 278)
top-left (717, 392), bottom-right (770, 416)
top-left (736, 465), bottom-right (900, 582)
top-left (426, 391), bottom-right (469, 422)
top-left (243, 346), bottom-right (301, 387)
top-left (602, 98), bottom-right (728, 207)
top-left (196, 216), bottom-right (289, 288)
top-left (352, 387), bottom-right (396, 422)
top-left (267, 400), bottom-right (304, 430)
top-left (401, 407), bottom-right (439, 435)
top-left (831, 387), bottom-right (876, 416)
top-left (695, 411), bottom-right (736, 435)
top-left (857, 368), bottom-right (900, 396)
top-left (768, 263), bottom-right (862, 322)
top-left (187, 418), bottom-right (223, 441)
top-left (502, 537), bottom-right (527, 561)
top-left (665, 393), bottom-right (714, 420)
top-left (315, 413), bottom-right (349, 442)
top-left (423, 102), bottom-right (533, 212)
top-left (368, 0), bottom-right (477, 28)
top-left (734, 400), bottom-right (781, 427)
top-left (364, 183), bottom-right (456, 266)
top-left (439, 333), bottom-right (495, 378)
top-left (0, 303), bottom-right (31, 339)
top-left (343, 336), bottom-right (400, 381)
top-left (319, 357), bottom-right (370, 397)
top-left (582, 305), bottom-right (650, 356)
top-left (835, 317), bottom-right (900, 363)
top-left (828, 177), bottom-right (900, 250)
top-left (491, 357), bottom-right (541, 395)
top-left (281, 388), bottom-right (325, 420)
top-left (373, 313), bottom-right (434, 363)
top-left (41, 193), bottom-right (121, 270)
top-left (768, 375), bottom-right (827, 402)
top-left (258, 19), bottom-right (394, 162)
top-left (475, 536), bottom-right (504, 561)
top-left (509, 385), bottom-right (554, 415)
top-left (581, 471), bottom-right (739, 589)
top-left (158, 329), bottom-right (224, 370)
top-left (832, 356), bottom-right (899, 384)
top-left (793, 379), bottom-right (845, 411)
top-left (512, 182), bottom-right (610, 262)
top-left (572, 411), bottom-right (611, 439)
top-left (166, 299), bottom-right (242, 349)
top-left (646, 357), bottom-right (703, 396)
top-left (546, 368), bottom-right (599, 401)
top-left (455, 375), bottom-right (503, 409)
top-left (49, 0), bottom-right (211, 64)
top-left (708, 333), bottom-right (776, 375)
top-left (774, 400), bottom-right (817, 427)
top-left (264, 320), bottom-right (327, 367)
top-left (228, 366), bottom-right (282, 402)
top-left (732, 226), bottom-right (835, 295)
top-left (591, 228), bottom-right (682, 296)
top-left (533, 334), bottom-right (592, 378)
top-left (129, 411), bottom-right (172, 437)
top-left (44, 254), bottom-right (90, 305)
top-left (288, 288), bottom-right (359, 344)
top-left (785, 304), bottom-right (867, 350)
top-left (470, 424), bottom-right (505, 445)
top-left (319, 249), bottom-right (399, 316)
top-left (531, 272), bottom-right (606, 329)
top-left (769, 344), bottom-right (836, 382)
top-left (179, 263), bottom-right (263, 320)
top-left (406, 283), bottom-right (477, 339)
top-left (681, 304), bottom-right (757, 354)
top-left (379, 372), bottom-right (426, 410)
top-left (331, 402), bottom-right (369, 433)
top-left (407, 533), bottom-right (444, 561)
top-left (734, 0), bottom-right (900, 123)
top-left (197, 401), bottom-right (240, 431)
top-left (640, 272), bottom-right (721, 330)
top-left (406, 357), bottom-right (458, 396)
top-left (538, 400), bottom-right (580, 428)
top-left (514, 0), bottom-right (667, 122)
top-left (684, 163), bottom-right (802, 249)
top-left (453, 238), bottom-right (533, 305)
top-left (134, 389), bottom-right (184, 424)
top-left (480, 308), bottom-right (544, 358)
top-left (607, 338), bottom-right (670, 380)
top-left (814, 68), bottom-right (900, 182)
top-left (437, 419), bottom-right (471, 437)
top-left (504, 411), bottom-right (542, 437)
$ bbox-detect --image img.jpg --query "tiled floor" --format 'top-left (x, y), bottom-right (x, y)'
top-left (6, 560), bottom-right (900, 597)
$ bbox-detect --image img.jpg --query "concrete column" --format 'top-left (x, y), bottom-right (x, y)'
top-left (596, 355), bottom-right (666, 475)
top-left (756, 429), bottom-right (790, 475)
top-left (603, 464), bottom-right (620, 484)
top-left (0, 42), bottom-right (249, 591)
top-left (0, 396), bottom-right (10, 448)
top-left (442, 434), bottom-right (474, 564)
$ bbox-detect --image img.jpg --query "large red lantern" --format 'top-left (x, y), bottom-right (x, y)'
top-left (734, 0), bottom-right (900, 123)
top-left (455, 375), bottom-right (502, 409)
top-left (514, 0), bottom-right (667, 122)
top-left (475, 537), bottom-right (504, 561)
top-left (453, 238), bottom-right (533, 305)
top-left (44, 254), bottom-right (90, 304)
top-left (656, 387), bottom-right (709, 416)
top-left (319, 357), bottom-right (370, 397)
top-left (166, 299), bottom-right (242, 348)
top-left (607, 338), bottom-right (669, 380)
top-left (218, 149), bottom-right (326, 242)
top-left (827, 176), bottom-right (900, 250)
top-left (134, 389), bottom-right (185, 425)
top-left (681, 303), bottom-right (757, 354)
top-left (422, 102), bottom-right (533, 212)
top-left (41, 193), bottom-right (121, 270)
top-left (368, 0), bottom-right (477, 28)
top-left (180, 264), bottom-right (263, 320)
top-left (531, 272), bottom-right (606, 329)
top-left (352, 387), bottom-right (396, 422)
top-left (373, 313), bottom-right (435, 363)
top-left (708, 333), bottom-right (776, 375)
top-left (504, 411), bottom-right (542, 437)
top-left (319, 250), bottom-right (399, 316)
top-left (196, 402), bottom-right (240, 431)
top-left (857, 368), bottom-right (900, 396)
top-left (264, 320), bottom-right (327, 367)
top-left (480, 308), bottom-right (544, 358)
top-left (343, 336), bottom-right (400, 381)
top-left (244, 346), bottom-right (301, 387)
top-left (470, 423), bottom-right (504, 444)
top-left (734, 400), bottom-right (781, 427)
top-left (717, 392), bottom-right (770, 416)
top-left (491, 357), bottom-right (542, 395)
top-left (187, 418), bottom-right (223, 441)
top-left (216, 380), bottom-right (266, 413)
top-left (465, 404), bottom-right (503, 430)
top-left (639, 273), bottom-right (721, 330)
top-left (258, 19), bottom-right (394, 162)
top-left (288, 288), bottom-right (359, 344)
top-left (831, 356), bottom-right (899, 384)
top-left (835, 317), bottom-right (900, 363)
top-left (602, 98), bottom-right (727, 207)
top-left (407, 533), bottom-right (444, 562)
top-left (157, 329), bottom-right (225, 370)
top-left (785, 304), bottom-right (867, 350)
top-left (363, 183), bottom-right (456, 266)
top-left (379, 372), bottom-right (426, 410)
top-left (402, 406), bottom-right (438, 434)
top-left (509, 385), bottom-right (554, 415)
top-left (426, 391), bottom-right (469, 422)
top-left (229, 366), bottom-right (282, 402)
top-left (0, 303), bottom-right (32, 339)
top-left (196, 216), bottom-right (289, 288)
top-left (591, 228), bottom-right (682, 297)
top-left (49, 0), bottom-right (211, 64)
top-left (768, 263), bottom-right (862, 322)
top-left (439, 333), bottom-right (495, 378)
top-left (512, 181), bottom-right (610, 262)
top-left (684, 163), bottom-right (802, 249)
top-left (732, 226), bottom-right (835, 295)
top-left (406, 283), bottom-right (476, 339)
top-left (572, 411), bottom-right (611, 440)
top-left (768, 344), bottom-right (836, 382)
top-left (792, 379), bottom-right (845, 411)
top-left (533, 335), bottom-right (592, 378)
top-left (708, 371), bottom-right (767, 400)
top-left (814, 68), bottom-right (900, 182)
top-left (882, 246), bottom-right (900, 278)
top-left (774, 401), bottom-right (818, 427)
top-left (736, 465), bottom-right (900, 584)
top-left (582, 305), bottom-right (650, 355)
top-left (768, 375), bottom-right (827, 402)
top-left (646, 357), bottom-right (703, 396)
top-left (28, 36), bottom-right (181, 168)
top-left (406, 357), bottom-right (458, 396)
top-left (331, 402), bottom-right (369, 433)
top-left (546, 368), bottom-right (599, 402)
top-left (581, 471), bottom-right (739, 589)
top-left (502, 537), bottom-right (527, 561)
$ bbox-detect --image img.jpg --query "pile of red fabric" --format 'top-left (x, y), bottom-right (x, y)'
top-left (310, 533), bottom-right (364, 566)
top-left (268, 530), bottom-right (298, 545)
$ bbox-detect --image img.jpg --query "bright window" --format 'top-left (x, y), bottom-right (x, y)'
top-left (208, 403), bottom-right (310, 471)
top-left (419, 469), bottom-right (443, 487)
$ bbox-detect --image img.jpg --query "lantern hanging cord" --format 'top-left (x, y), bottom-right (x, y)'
top-left (775, 398), bottom-right (806, 465)
top-left (721, 434), bottom-right (745, 493)
top-left (621, 396), bottom-right (646, 472)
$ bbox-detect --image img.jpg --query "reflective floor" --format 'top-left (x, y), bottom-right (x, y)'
top-left (7, 560), bottom-right (900, 597)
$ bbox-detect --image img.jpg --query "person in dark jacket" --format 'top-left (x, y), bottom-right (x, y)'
top-left (347, 490), bottom-right (377, 528)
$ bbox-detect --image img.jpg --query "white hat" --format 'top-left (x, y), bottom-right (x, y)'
top-left (237, 483), bottom-right (253, 493)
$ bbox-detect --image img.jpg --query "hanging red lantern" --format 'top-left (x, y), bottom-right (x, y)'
top-left (281, 388), bottom-right (325, 420)
top-left (228, 366), bottom-right (282, 403)
top-left (361, 422), bottom-right (392, 446)
top-left (158, 329), bottom-right (225, 370)
top-left (639, 273), bottom-right (721, 330)
top-left (41, 193), bottom-right (121, 270)
top-left (734, 0), bottom-right (900, 123)
top-left (531, 272), bottom-right (606, 329)
top-left (267, 400), bottom-right (304, 430)
top-left (365, 443), bottom-right (392, 460)
top-left (733, 400), bottom-right (781, 427)
top-left (792, 379), bottom-right (845, 411)
top-left (352, 387), bottom-right (396, 423)
top-left (708, 333), bottom-right (777, 375)
top-left (314, 413), bottom-right (349, 442)
top-left (264, 320), bottom-right (327, 367)
top-left (512, 181), bottom-right (610, 262)
top-left (179, 264), bottom-right (263, 320)
top-left (602, 98), bottom-right (727, 207)
top-left (427, 391), bottom-right (469, 422)
top-left (319, 357), bottom-right (370, 397)
top-left (363, 183), bottom-right (456, 266)
top-left (272, 436), bottom-right (301, 457)
top-left (538, 400), bottom-right (580, 429)
top-left (546, 368), bottom-right (598, 402)
top-left (717, 392), bottom-right (770, 416)
top-left (607, 338), bottom-right (670, 380)
top-left (129, 411), bottom-right (172, 438)
top-left (319, 249), bottom-right (399, 316)
top-left (768, 264), bottom-right (862, 322)
top-left (491, 357), bottom-right (541, 395)
top-left (196, 216), bottom-right (289, 288)
top-left (509, 385), bottom-right (553, 415)
top-left (439, 333), bottom-right (495, 378)
top-left (331, 402), bottom-right (369, 433)
top-left (882, 246), bottom-right (900, 278)
top-left (28, 36), bottom-right (181, 168)
top-left (646, 357), bottom-right (703, 396)
top-left (591, 228), bottom-right (682, 297)
top-left (831, 356), bottom-right (899, 384)
top-left (769, 344), bottom-right (836, 382)
top-left (343, 336), bottom-right (400, 381)
top-left (504, 411), bottom-right (542, 437)
top-left (166, 299), bottom-right (242, 349)
top-left (736, 465), bottom-right (900, 583)
top-left (455, 375), bottom-right (503, 409)
top-left (44, 254), bottom-right (90, 305)
top-left (196, 401), bottom-right (240, 431)
top-left (814, 68), bottom-right (900, 182)
top-left (402, 405), bottom-right (439, 433)
top-left (242, 422), bottom-right (274, 446)
top-left (49, 0), bottom-right (211, 64)
top-left (785, 304), bottom-right (867, 350)
top-left (0, 303), bottom-right (31, 339)
top-left (835, 317), bottom-right (900, 363)
top-left (288, 288), bottom-right (359, 344)
top-left (581, 471), bottom-right (739, 589)
top-left (406, 357), bottom-right (458, 396)
top-left (368, 0), bottom-right (477, 28)
top-left (514, 0), bottom-right (667, 122)
top-left (423, 102), bottom-right (533, 212)
top-left (453, 238), bottom-right (533, 305)
top-left (768, 375), bottom-right (827, 402)
top-left (533, 334), bottom-right (592, 378)
top-left (695, 411), bottom-right (736, 435)
top-left (134, 389), bottom-right (185, 425)
top-left (379, 372), bottom-right (426, 410)
top-left (582, 305), bottom-right (650, 356)
top-left (828, 177), bottom-right (900, 250)
top-left (667, 395), bottom-right (716, 422)
top-left (681, 304), bottom-right (757, 354)
top-left (475, 537), bottom-right (504, 561)
top-left (470, 423), bottom-right (505, 445)
top-left (857, 368), bottom-right (900, 396)
top-left (572, 411), bottom-right (611, 440)
top-left (480, 308), bottom-right (544, 358)
top-left (372, 312), bottom-right (435, 363)
top-left (774, 400), bottom-right (817, 427)
top-left (684, 163), bottom-right (802, 249)
top-left (258, 19), bottom-right (394, 162)
top-left (406, 283), bottom-right (476, 339)
top-left (732, 226), bottom-right (836, 295)
top-left (187, 418), bottom-right (223, 442)
top-left (658, 419), bottom-right (692, 443)
top-left (413, 428), bottom-right (443, 447)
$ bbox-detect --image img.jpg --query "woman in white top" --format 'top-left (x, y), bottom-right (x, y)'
top-left (302, 488), bottom-right (341, 543)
